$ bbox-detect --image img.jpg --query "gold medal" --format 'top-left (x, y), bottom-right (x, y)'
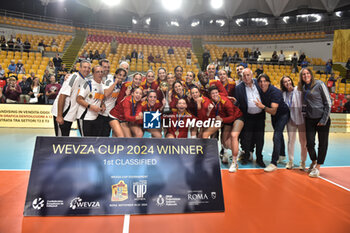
top-left (88, 93), bottom-right (93, 99)
top-left (175, 130), bottom-right (179, 138)
top-left (127, 86), bottom-right (132, 91)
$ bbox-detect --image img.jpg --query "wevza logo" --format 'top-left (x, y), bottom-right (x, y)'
top-left (69, 197), bottom-right (100, 210)
top-left (143, 111), bottom-right (222, 129)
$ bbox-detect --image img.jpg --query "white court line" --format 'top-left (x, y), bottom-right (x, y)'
top-left (319, 176), bottom-right (350, 192)
top-left (123, 214), bottom-right (130, 233)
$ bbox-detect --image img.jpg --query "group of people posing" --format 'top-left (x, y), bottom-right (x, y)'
top-left (51, 60), bottom-right (331, 178)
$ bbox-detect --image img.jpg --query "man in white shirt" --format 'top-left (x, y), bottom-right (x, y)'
top-left (51, 60), bottom-right (91, 136)
top-left (76, 65), bottom-right (105, 136)
top-left (278, 50), bottom-right (285, 66)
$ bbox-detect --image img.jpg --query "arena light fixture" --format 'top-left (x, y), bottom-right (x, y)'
top-left (132, 18), bottom-right (138, 25)
top-left (209, 20), bottom-right (214, 24)
top-left (191, 20), bottom-right (200, 27)
top-left (210, 0), bottom-right (223, 9)
top-left (282, 16), bottom-right (290, 24)
top-left (216, 19), bottom-right (225, 27)
top-left (162, 0), bottom-right (182, 11)
top-left (297, 14), bottom-right (322, 22)
top-left (170, 20), bottom-right (179, 27)
top-left (235, 18), bottom-right (243, 26)
top-left (102, 0), bottom-right (121, 7)
top-left (145, 17), bottom-right (151, 25)
top-left (251, 18), bottom-right (268, 26)
top-left (335, 11), bottom-right (342, 17)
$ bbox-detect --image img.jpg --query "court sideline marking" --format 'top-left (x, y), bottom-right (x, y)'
top-left (320, 176), bottom-right (350, 192)
top-left (123, 214), bottom-right (130, 233)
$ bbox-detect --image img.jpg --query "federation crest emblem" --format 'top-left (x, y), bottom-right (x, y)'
top-left (111, 180), bottom-right (128, 202)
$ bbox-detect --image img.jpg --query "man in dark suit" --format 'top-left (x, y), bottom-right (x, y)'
top-left (234, 68), bottom-right (266, 167)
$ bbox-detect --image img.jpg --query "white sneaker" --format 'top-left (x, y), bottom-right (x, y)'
top-left (229, 161), bottom-right (238, 173)
top-left (285, 161), bottom-right (293, 169)
top-left (298, 161), bottom-right (306, 171)
top-left (278, 156), bottom-right (286, 163)
top-left (221, 153), bottom-right (229, 164)
top-left (264, 163), bottom-right (277, 172)
top-left (309, 168), bottom-right (320, 178)
top-left (307, 161), bottom-right (317, 173)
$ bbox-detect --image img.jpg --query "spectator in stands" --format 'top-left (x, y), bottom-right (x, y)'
top-left (100, 50), bottom-right (106, 59)
top-left (8, 60), bottom-right (16, 75)
top-left (45, 75), bottom-right (61, 104)
top-left (0, 65), bottom-right (5, 80)
top-left (186, 50), bottom-right (192, 65)
top-left (233, 50), bottom-right (240, 63)
top-left (42, 69), bottom-right (51, 85)
top-left (88, 50), bottom-right (94, 60)
top-left (51, 39), bottom-right (58, 49)
top-left (38, 40), bottom-right (46, 55)
top-left (254, 64), bottom-right (264, 78)
top-left (148, 53), bottom-right (154, 63)
top-left (298, 52), bottom-right (306, 65)
top-left (15, 37), bottom-right (23, 52)
top-left (343, 95), bottom-right (350, 113)
top-left (28, 72), bottom-right (36, 85)
top-left (254, 48), bottom-right (261, 63)
top-left (278, 50), bottom-right (285, 65)
top-left (4, 76), bottom-right (21, 103)
top-left (71, 64), bottom-right (78, 73)
top-left (53, 54), bottom-right (62, 74)
top-left (223, 62), bottom-right (231, 77)
top-left (168, 46), bottom-right (174, 55)
top-left (93, 50), bottom-right (100, 60)
top-left (7, 36), bottom-right (15, 51)
top-left (0, 36), bottom-right (6, 50)
top-left (325, 59), bottom-right (333, 75)
top-left (202, 49), bottom-right (211, 71)
top-left (298, 68), bottom-right (331, 178)
top-left (15, 60), bottom-right (26, 74)
top-left (154, 54), bottom-right (162, 63)
top-left (271, 51), bottom-right (278, 64)
top-left (125, 54), bottom-right (131, 63)
top-left (81, 50), bottom-right (88, 60)
top-left (46, 60), bottom-right (56, 76)
top-left (29, 77), bottom-right (45, 104)
top-left (23, 39), bottom-right (31, 53)
top-left (131, 49), bottom-right (138, 61)
top-left (119, 56), bottom-right (127, 64)
top-left (110, 37), bottom-right (118, 54)
top-left (248, 51), bottom-right (255, 64)
top-left (18, 75), bottom-right (31, 103)
top-left (222, 51), bottom-right (228, 64)
top-left (0, 86), bottom-right (5, 103)
top-left (291, 52), bottom-right (298, 73)
top-left (57, 64), bottom-right (68, 81)
top-left (243, 48), bottom-right (249, 59)
top-left (301, 58), bottom-right (308, 68)
top-left (138, 51), bottom-right (144, 61)
top-left (327, 73), bottom-right (339, 93)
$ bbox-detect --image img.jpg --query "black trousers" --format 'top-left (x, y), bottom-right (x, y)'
top-left (53, 116), bottom-right (72, 136)
top-left (305, 117), bottom-right (331, 165)
top-left (242, 113), bottom-right (265, 161)
top-left (100, 115), bottom-right (112, 137)
top-left (77, 115), bottom-right (104, 137)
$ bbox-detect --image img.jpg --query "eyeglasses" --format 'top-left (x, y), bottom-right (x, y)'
top-left (95, 71), bottom-right (103, 73)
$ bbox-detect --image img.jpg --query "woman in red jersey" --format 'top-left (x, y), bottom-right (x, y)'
top-left (117, 72), bottom-right (143, 103)
top-left (218, 69), bottom-right (236, 101)
top-left (140, 90), bottom-right (164, 138)
top-left (166, 98), bottom-right (193, 138)
top-left (202, 86), bottom-right (244, 173)
top-left (141, 70), bottom-right (159, 96)
top-left (169, 80), bottom-right (187, 111)
top-left (109, 87), bottom-right (143, 137)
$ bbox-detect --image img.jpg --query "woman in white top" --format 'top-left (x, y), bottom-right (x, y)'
top-left (29, 77), bottom-right (44, 103)
top-left (280, 76), bottom-right (307, 170)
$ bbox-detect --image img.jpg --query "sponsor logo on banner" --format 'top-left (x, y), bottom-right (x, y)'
top-left (69, 197), bottom-right (100, 210)
top-left (143, 111), bottom-right (161, 129)
top-left (111, 180), bottom-right (128, 202)
top-left (46, 200), bottom-right (64, 208)
top-left (133, 180), bottom-right (147, 200)
top-left (187, 190), bottom-right (210, 205)
top-left (154, 194), bottom-right (181, 207)
top-left (211, 192), bottom-right (216, 199)
top-left (32, 198), bottom-right (45, 210)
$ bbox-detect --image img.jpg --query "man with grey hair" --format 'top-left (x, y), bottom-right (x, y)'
top-left (51, 60), bottom-right (91, 136)
top-left (207, 63), bottom-right (219, 80)
top-left (119, 61), bottom-right (130, 81)
top-left (234, 68), bottom-right (266, 167)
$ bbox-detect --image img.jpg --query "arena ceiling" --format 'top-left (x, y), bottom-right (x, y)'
top-left (39, 0), bottom-right (350, 18)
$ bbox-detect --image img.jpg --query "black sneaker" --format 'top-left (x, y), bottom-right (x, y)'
top-left (256, 160), bottom-right (266, 168)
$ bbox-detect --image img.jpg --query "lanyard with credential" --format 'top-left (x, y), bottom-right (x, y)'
top-left (131, 97), bottom-right (136, 116)
top-left (287, 91), bottom-right (294, 108)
